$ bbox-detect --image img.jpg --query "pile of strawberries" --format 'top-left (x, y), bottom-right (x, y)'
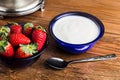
top-left (0, 22), bottom-right (46, 59)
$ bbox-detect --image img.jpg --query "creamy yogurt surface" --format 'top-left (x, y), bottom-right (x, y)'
top-left (52, 16), bottom-right (100, 44)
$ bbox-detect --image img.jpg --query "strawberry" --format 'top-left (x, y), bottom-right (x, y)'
top-left (0, 26), bottom-right (10, 40)
top-left (32, 25), bottom-right (46, 51)
top-left (9, 33), bottom-right (31, 47)
top-left (15, 44), bottom-right (38, 58)
top-left (23, 22), bottom-right (34, 37)
top-left (9, 22), bottom-right (22, 33)
top-left (0, 40), bottom-right (14, 58)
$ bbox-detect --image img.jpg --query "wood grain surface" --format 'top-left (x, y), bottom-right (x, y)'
top-left (0, 0), bottom-right (120, 80)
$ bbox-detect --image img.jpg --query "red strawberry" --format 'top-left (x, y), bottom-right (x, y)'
top-left (9, 22), bottom-right (22, 33)
top-left (33, 24), bottom-right (39, 28)
top-left (15, 44), bottom-right (38, 58)
top-left (32, 25), bottom-right (46, 51)
top-left (9, 33), bottom-right (31, 47)
top-left (0, 40), bottom-right (14, 58)
top-left (0, 26), bottom-right (10, 40)
top-left (23, 23), bottom-right (34, 37)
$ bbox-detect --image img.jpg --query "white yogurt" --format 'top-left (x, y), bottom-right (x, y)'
top-left (52, 16), bottom-right (100, 44)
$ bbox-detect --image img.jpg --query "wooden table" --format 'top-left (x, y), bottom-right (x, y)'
top-left (0, 0), bottom-right (120, 80)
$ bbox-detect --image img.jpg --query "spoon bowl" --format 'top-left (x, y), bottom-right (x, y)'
top-left (45, 57), bottom-right (68, 69)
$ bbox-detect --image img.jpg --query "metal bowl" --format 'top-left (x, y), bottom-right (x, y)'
top-left (0, 0), bottom-right (45, 17)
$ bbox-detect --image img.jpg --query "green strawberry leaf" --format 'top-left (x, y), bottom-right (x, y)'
top-left (0, 46), bottom-right (5, 52)
top-left (0, 26), bottom-right (10, 37)
top-left (35, 25), bottom-right (46, 32)
top-left (20, 43), bottom-right (38, 55)
top-left (24, 23), bottom-right (34, 30)
top-left (0, 40), bottom-right (8, 52)
top-left (7, 22), bottom-right (18, 25)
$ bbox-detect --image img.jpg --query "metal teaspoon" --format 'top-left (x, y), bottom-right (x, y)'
top-left (45, 54), bottom-right (116, 70)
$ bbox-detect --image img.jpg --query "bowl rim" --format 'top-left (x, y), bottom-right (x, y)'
top-left (49, 11), bottom-right (105, 46)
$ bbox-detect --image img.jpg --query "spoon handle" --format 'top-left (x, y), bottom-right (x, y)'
top-left (68, 54), bottom-right (116, 64)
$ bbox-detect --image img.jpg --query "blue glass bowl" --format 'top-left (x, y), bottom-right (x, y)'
top-left (49, 11), bottom-right (104, 54)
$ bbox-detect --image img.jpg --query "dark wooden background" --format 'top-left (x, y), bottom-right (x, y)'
top-left (0, 0), bottom-right (120, 80)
